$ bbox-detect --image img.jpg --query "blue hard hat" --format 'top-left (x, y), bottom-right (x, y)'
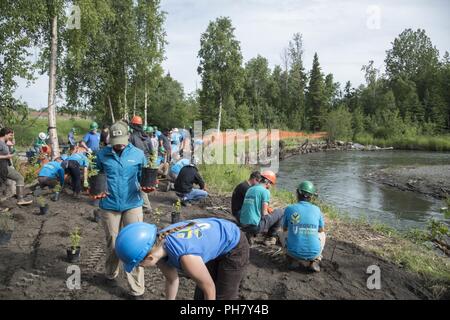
top-left (115, 222), bottom-right (158, 273)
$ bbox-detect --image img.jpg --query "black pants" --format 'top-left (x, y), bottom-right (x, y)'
top-left (64, 160), bottom-right (81, 193)
top-left (193, 230), bottom-right (249, 300)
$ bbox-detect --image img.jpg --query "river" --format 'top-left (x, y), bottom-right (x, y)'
top-left (277, 150), bottom-right (450, 230)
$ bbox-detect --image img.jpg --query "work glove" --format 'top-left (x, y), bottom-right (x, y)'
top-left (141, 186), bottom-right (156, 193)
top-left (83, 180), bottom-right (89, 188)
top-left (90, 192), bottom-right (108, 200)
top-left (268, 207), bottom-right (274, 214)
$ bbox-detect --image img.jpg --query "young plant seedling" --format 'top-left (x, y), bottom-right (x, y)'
top-left (37, 196), bottom-right (47, 207)
top-left (0, 212), bottom-right (14, 232)
top-left (173, 199), bottom-right (182, 213)
top-left (70, 227), bottom-right (81, 251)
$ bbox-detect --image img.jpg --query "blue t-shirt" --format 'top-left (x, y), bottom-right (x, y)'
top-left (155, 130), bottom-right (162, 138)
top-left (67, 153), bottom-right (89, 168)
top-left (283, 201), bottom-right (324, 260)
top-left (239, 184), bottom-right (270, 226)
top-left (170, 159), bottom-right (190, 175)
top-left (162, 218), bottom-right (241, 270)
top-left (39, 161), bottom-right (65, 186)
top-left (83, 132), bottom-right (100, 151)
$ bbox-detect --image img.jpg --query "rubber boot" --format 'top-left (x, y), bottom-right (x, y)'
top-left (16, 186), bottom-right (33, 205)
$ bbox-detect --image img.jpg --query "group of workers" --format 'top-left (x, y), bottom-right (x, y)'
top-left (0, 117), bottom-right (325, 301)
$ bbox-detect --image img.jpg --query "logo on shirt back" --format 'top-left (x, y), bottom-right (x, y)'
top-left (290, 212), bottom-right (301, 224)
top-left (175, 223), bottom-right (211, 239)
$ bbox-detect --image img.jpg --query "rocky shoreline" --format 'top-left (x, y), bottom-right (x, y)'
top-left (365, 165), bottom-right (450, 200)
top-left (279, 139), bottom-right (393, 160)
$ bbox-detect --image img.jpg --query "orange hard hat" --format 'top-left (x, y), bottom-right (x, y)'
top-left (131, 116), bottom-right (143, 125)
top-left (261, 170), bottom-right (277, 185)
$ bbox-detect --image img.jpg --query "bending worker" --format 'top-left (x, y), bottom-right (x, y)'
top-left (115, 217), bottom-right (250, 300)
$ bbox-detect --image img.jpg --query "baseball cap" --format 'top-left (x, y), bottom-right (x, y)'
top-left (110, 121), bottom-right (129, 146)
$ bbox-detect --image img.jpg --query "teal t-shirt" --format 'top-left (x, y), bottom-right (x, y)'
top-left (239, 184), bottom-right (270, 226)
top-left (283, 201), bottom-right (324, 260)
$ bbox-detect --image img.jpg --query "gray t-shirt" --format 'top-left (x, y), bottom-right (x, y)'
top-left (0, 140), bottom-right (10, 156)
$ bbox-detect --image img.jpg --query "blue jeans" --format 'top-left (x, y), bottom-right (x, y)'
top-left (183, 189), bottom-right (208, 202)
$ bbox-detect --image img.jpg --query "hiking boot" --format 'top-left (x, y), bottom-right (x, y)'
top-left (127, 294), bottom-right (145, 300)
top-left (309, 260), bottom-right (321, 273)
top-left (264, 236), bottom-right (277, 246)
top-left (73, 192), bottom-right (81, 200)
top-left (181, 200), bottom-right (191, 207)
top-left (16, 186), bottom-right (32, 206)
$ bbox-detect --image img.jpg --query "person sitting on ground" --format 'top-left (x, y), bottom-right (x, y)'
top-left (231, 171), bottom-right (261, 221)
top-left (115, 217), bottom-right (250, 300)
top-left (68, 128), bottom-right (77, 147)
top-left (0, 128), bottom-right (33, 205)
top-left (80, 122), bottom-right (101, 154)
top-left (37, 157), bottom-right (65, 191)
top-left (174, 160), bottom-right (208, 206)
top-left (129, 116), bottom-right (153, 214)
top-left (280, 181), bottom-right (325, 273)
top-left (62, 152), bottom-right (89, 199)
top-left (239, 170), bottom-right (284, 246)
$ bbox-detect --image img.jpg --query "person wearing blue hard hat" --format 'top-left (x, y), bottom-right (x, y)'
top-left (95, 120), bottom-right (152, 299)
top-left (115, 217), bottom-right (249, 300)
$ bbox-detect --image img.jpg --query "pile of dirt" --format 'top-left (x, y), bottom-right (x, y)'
top-left (0, 189), bottom-right (443, 300)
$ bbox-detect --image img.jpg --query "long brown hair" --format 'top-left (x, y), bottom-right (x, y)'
top-left (154, 221), bottom-right (197, 247)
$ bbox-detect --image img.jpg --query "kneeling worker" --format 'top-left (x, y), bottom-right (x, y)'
top-left (281, 181), bottom-right (325, 272)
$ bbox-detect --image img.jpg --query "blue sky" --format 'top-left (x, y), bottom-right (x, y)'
top-left (14, 0), bottom-right (450, 109)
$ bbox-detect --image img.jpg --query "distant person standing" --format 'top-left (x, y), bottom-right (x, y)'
top-left (159, 129), bottom-right (172, 163)
top-left (80, 122), bottom-right (101, 153)
top-left (68, 128), bottom-right (77, 147)
top-left (100, 124), bottom-right (110, 147)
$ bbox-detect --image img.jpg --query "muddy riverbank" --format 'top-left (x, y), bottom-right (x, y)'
top-left (0, 187), bottom-right (445, 300)
top-left (366, 165), bottom-right (450, 200)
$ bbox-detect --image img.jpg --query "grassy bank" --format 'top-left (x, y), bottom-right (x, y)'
top-left (11, 117), bottom-right (91, 148)
top-left (199, 164), bottom-right (450, 286)
top-left (355, 134), bottom-right (450, 152)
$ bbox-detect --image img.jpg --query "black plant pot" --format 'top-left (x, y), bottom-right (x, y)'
top-left (89, 173), bottom-right (107, 196)
top-left (141, 168), bottom-right (158, 188)
top-left (0, 231), bottom-right (12, 245)
top-left (51, 192), bottom-right (60, 202)
top-left (171, 212), bottom-right (181, 224)
top-left (67, 247), bottom-right (81, 263)
top-left (39, 204), bottom-right (49, 215)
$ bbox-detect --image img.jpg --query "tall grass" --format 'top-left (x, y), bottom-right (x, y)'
top-left (198, 164), bottom-right (252, 194)
top-left (355, 134), bottom-right (450, 152)
top-left (11, 117), bottom-right (91, 148)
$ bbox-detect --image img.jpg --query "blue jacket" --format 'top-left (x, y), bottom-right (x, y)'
top-left (39, 161), bottom-right (65, 186)
top-left (96, 144), bottom-right (147, 212)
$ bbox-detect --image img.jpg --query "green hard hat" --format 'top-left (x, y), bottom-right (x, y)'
top-left (143, 125), bottom-right (148, 131)
top-left (297, 181), bottom-right (317, 195)
top-left (90, 122), bottom-right (99, 130)
top-left (146, 126), bottom-right (154, 133)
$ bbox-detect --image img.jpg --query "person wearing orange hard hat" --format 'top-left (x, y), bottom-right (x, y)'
top-left (129, 115), bottom-right (153, 214)
top-left (239, 170), bottom-right (284, 246)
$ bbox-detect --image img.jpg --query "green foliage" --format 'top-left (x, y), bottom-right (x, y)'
top-left (324, 105), bottom-right (353, 141)
top-left (36, 196), bottom-right (47, 207)
top-left (0, 211), bottom-right (14, 232)
top-left (427, 219), bottom-right (449, 242)
top-left (199, 164), bottom-right (251, 194)
top-left (173, 199), bottom-right (181, 213)
top-left (87, 153), bottom-right (99, 177)
top-left (70, 227), bottom-right (81, 249)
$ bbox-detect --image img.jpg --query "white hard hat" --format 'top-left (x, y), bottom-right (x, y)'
top-left (39, 132), bottom-right (47, 140)
top-left (173, 128), bottom-right (179, 132)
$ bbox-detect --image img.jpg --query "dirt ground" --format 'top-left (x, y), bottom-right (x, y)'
top-left (0, 188), bottom-right (439, 300)
top-left (366, 165), bottom-right (450, 200)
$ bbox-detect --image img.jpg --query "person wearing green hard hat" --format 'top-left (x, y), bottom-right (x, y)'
top-left (80, 121), bottom-right (101, 153)
top-left (280, 180), bottom-right (325, 273)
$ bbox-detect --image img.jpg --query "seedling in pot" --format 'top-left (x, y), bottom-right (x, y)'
top-left (51, 184), bottom-right (62, 201)
top-left (37, 196), bottom-right (49, 215)
top-left (67, 227), bottom-right (81, 263)
top-left (171, 199), bottom-right (182, 224)
top-left (0, 212), bottom-right (14, 245)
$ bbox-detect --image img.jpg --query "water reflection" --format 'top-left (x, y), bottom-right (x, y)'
top-left (277, 150), bottom-right (450, 230)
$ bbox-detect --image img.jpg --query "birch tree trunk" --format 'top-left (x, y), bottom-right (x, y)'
top-left (47, 15), bottom-right (60, 159)
top-left (108, 95), bottom-right (115, 123)
top-left (144, 78), bottom-right (148, 126)
top-left (124, 65), bottom-right (128, 121)
top-left (217, 94), bottom-right (222, 135)
top-left (133, 84), bottom-right (137, 117)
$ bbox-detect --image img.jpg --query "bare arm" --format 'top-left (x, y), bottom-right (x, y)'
top-left (262, 202), bottom-right (269, 216)
top-left (0, 154), bottom-right (13, 160)
top-left (180, 255), bottom-right (216, 300)
top-left (157, 260), bottom-right (180, 300)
